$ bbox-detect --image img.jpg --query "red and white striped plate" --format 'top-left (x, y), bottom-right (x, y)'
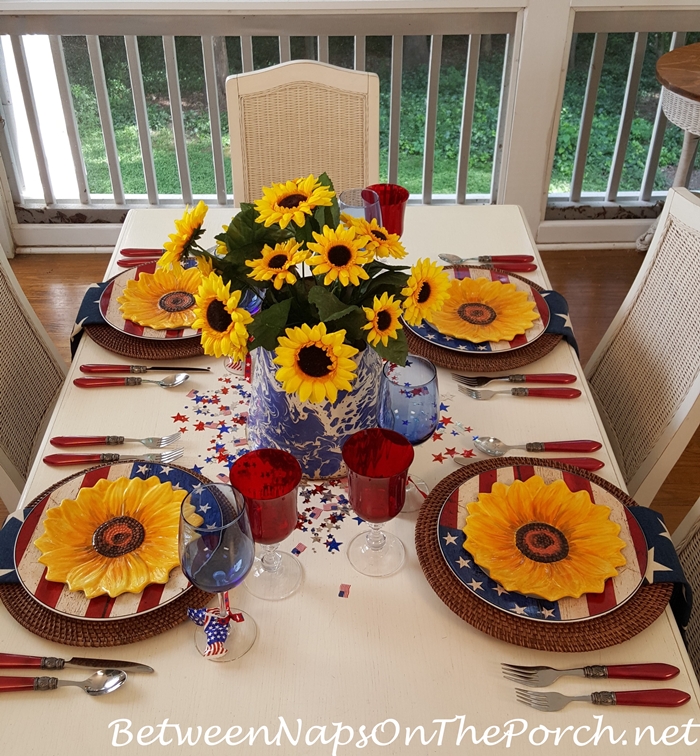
top-left (437, 463), bottom-right (648, 623)
top-left (99, 261), bottom-right (200, 341)
top-left (14, 462), bottom-right (202, 621)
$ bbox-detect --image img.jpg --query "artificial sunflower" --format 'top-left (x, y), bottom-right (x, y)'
top-left (159, 200), bottom-right (208, 269)
top-left (34, 476), bottom-right (191, 599)
top-left (429, 277), bottom-right (539, 343)
top-left (342, 214), bottom-right (407, 259)
top-left (255, 174), bottom-right (334, 229)
top-left (117, 263), bottom-right (202, 330)
top-left (401, 258), bottom-right (451, 325)
top-left (362, 292), bottom-right (403, 347)
top-left (307, 224), bottom-right (373, 286)
top-left (463, 476), bottom-right (626, 601)
top-left (273, 322), bottom-right (359, 403)
top-left (193, 273), bottom-right (253, 360)
top-left (246, 239), bottom-right (309, 290)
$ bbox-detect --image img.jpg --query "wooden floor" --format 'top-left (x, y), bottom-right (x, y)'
top-left (8, 248), bottom-right (700, 532)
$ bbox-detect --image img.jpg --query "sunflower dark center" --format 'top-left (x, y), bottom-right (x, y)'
top-left (376, 310), bottom-right (392, 331)
top-left (372, 229), bottom-right (387, 241)
top-left (457, 302), bottom-right (497, 326)
top-left (298, 345), bottom-right (333, 378)
top-left (278, 193), bottom-right (307, 209)
top-left (417, 282), bottom-right (432, 304)
top-left (158, 290), bottom-right (195, 313)
top-left (328, 245), bottom-right (352, 267)
top-left (515, 522), bottom-right (569, 563)
top-left (268, 254), bottom-right (288, 269)
top-left (93, 516), bottom-right (145, 558)
top-left (206, 299), bottom-right (232, 332)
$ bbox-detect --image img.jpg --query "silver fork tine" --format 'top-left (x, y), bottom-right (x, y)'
top-left (502, 663), bottom-right (541, 672)
top-left (159, 432), bottom-right (181, 447)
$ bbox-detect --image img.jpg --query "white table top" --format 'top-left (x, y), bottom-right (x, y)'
top-left (2, 205), bottom-right (698, 754)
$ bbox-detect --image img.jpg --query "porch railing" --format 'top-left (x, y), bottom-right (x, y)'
top-left (0, 1), bottom-right (699, 251)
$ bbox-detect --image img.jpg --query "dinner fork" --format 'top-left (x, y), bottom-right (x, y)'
top-left (451, 373), bottom-right (576, 387)
top-left (50, 432), bottom-right (181, 449)
top-left (502, 663), bottom-right (680, 688)
top-left (459, 386), bottom-right (581, 400)
top-left (43, 448), bottom-right (184, 466)
top-left (515, 688), bottom-right (690, 711)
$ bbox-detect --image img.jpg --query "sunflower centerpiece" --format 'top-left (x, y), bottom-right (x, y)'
top-left (158, 174), bottom-right (451, 478)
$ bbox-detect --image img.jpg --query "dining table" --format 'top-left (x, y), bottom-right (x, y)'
top-left (1, 203), bottom-right (699, 755)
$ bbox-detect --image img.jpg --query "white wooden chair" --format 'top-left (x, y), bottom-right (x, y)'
top-left (673, 496), bottom-right (700, 680)
top-left (585, 188), bottom-right (700, 507)
top-left (226, 60), bottom-right (380, 203)
top-left (0, 245), bottom-right (66, 514)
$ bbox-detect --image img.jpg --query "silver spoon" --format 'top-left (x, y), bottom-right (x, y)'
top-left (473, 436), bottom-right (603, 456)
top-left (74, 372), bottom-right (190, 389)
top-left (0, 669), bottom-right (127, 696)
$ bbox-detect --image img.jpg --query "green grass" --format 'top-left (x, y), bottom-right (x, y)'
top-left (61, 32), bottom-right (699, 201)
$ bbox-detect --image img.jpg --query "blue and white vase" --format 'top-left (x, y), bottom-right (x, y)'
top-left (246, 346), bottom-right (382, 479)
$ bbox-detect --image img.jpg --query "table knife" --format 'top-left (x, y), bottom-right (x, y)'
top-left (0, 652), bottom-right (153, 673)
top-left (117, 258), bottom-right (159, 268)
top-left (454, 456), bottom-right (605, 471)
top-left (80, 363), bottom-right (211, 373)
top-left (119, 247), bottom-right (164, 257)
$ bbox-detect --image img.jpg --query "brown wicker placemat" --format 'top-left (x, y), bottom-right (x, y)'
top-left (0, 462), bottom-right (212, 647)
top-left (406, 267), bottom-right (563, 373)
top-left (84, 324), bottom-right (204, 361)
top-left (415, 457), bottom-right (673, 652)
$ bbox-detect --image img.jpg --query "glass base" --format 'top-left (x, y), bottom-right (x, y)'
top-left (193, 609), bottom-right (257, 662)
top-left (245, 552), bottom-right (303, 600)
top-left (347, 529), bottom-right (405, 577)
top-left (402, 476), bottom-right (430, 513)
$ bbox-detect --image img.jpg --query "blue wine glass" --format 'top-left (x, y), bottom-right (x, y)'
top-left (179, 483), bottom-right (257, 661)
top-left (377, 355), bottom-right (439, 512)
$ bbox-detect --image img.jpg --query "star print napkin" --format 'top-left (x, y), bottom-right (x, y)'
top-left (0, 507), bottom-right (29, 583)
top-left (70, 280), bottom-right (110, 359)
top-left (540, 290), bottom-right (579, 356)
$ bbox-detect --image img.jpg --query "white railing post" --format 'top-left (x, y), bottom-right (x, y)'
top-left (498, 0), bottom-right (573, 234)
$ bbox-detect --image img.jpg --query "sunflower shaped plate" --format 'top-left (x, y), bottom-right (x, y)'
top-left (436, 462), bottom-right (647, 623)
top-left (404, 267), bottom-right (549, 354)
top-left (14, 462), bottom-right (210, 621)
top-left (100, 261), bottom-right (202, 341)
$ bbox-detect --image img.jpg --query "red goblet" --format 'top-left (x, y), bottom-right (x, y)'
top-left (366, 183), bottom-right (409, 237)
top-left (341, 428), bottom-right (415, 577)
top-left (229, 448), bottom-right (303, 600)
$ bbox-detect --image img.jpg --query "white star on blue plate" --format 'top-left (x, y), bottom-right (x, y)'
top-left (493, 584), bottom-right (509, 596)
top-left (541, 607), bottom-right (556, 619)
top-left (443, 533), bottom-right (458, 546)
top-left (160, 465), bottom-right (173, 475)
top-left (456, 556), bottom-right (471, 568)
top-left (198, 503), bottom-right (211, 513)
top-left (192, 483), bottom-right (204, 494)
top-left (467, 579), bottom-right (484, 591)
top-left (137, 464), bottom-right (149, 474)
top-left (512, 604), bottom-right (528, 615)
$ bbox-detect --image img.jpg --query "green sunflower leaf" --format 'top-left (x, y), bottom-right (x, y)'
top-left (308, 285), bottom-right (350, 319)
top-left (326, 308), bottom-right (367, 343)
top-left (358, 270), bottom-right (410, 304)
top-left (317, 173), bottom-right (340, 228)
top-left (370, 329), bottom-right (409, 365)
top-left (248, 299), bottom-right (291, 351)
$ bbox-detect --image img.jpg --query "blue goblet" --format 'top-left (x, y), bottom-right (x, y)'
top-left (377, 355), bottom-right (439, 512)
top-left (179, 483), bottom-right (257, 661)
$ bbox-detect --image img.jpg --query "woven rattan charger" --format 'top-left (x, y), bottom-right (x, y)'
top-left (405, 267), bottom-right (562, 373)
top-left (84, 323), bottom-right (204, 361)
top-left (0, 462), bottom-right (211, 648)
top-left (415, 457), bottom-right (672, 652)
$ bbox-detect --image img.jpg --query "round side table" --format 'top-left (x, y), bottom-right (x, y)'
top-left (637, 42), bottom-right (700, 251)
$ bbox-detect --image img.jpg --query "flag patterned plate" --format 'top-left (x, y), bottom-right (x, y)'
top-left (14, 462), bottom-right (203, 621)
top-left (404, 267), bottom-right (549, 354)
top-left (437, 463), bottom-right (648, 623)
top-left (99, 261), bottom-right (201, 341)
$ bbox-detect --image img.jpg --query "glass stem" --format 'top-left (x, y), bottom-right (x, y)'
top-left (366, 522), bottom-right (386, 552)
top-left (217, 591), bottom-right (229, 620)
top-left (261, 543), bottom-right (282, 572)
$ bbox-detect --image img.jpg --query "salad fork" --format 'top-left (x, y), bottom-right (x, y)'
top-left (451, 373), bottom-right (576, 388)
top-left (43, 448), bottom-right (184, 466)
top-left (459, 386), bottom-right (581, 400)
top-left (502, 663), bottom-right (680, 688)
top-left (516, 688), bottom-right (690, 712)
top-left (50, 432), bottom-right (181, 449)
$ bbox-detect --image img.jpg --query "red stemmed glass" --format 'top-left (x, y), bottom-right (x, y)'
top-left (366, 183), bottom-right (409, 237)
top-left (229, 448), bottom-right (303, 600)
top-left (341, 428), bottom-right (415, 577)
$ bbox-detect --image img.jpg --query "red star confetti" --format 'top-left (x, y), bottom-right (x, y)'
top-left (444, 447), bottom-right (457, 457)
top-left (461, 449), bottom-right (476, 458)
top-left (433, 453), bottom-right (446, 463)
top-left (440, 416), bottom-right (452, 426)
top-left (194, 421), bottom-right (206, 431)
top-left (432, 432), bottom-right (443, 442)
top-left (172, 413), bottom-right (188, 423)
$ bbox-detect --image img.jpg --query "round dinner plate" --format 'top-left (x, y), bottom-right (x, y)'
top-left (14, 462), bottom-right (203, 621)
top-left (436, 462), bottom-right (648, 623)
top-left (99, 261), bottom-right (201, 341)
top-left (404, 266), bottom-right (549, 354)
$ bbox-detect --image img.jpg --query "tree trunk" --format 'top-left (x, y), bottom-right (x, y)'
top-left (213, 37), bottom-right (229, 114)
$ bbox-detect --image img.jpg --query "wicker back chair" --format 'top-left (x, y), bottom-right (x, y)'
top-left (585, 188), bottom-right (700, 507)
top-left (673, 497), bottom-right (700, 679)
top-left (0, 245), bottom-right (66, 513)
top-left (226, 61), bottom-right (380, 204)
